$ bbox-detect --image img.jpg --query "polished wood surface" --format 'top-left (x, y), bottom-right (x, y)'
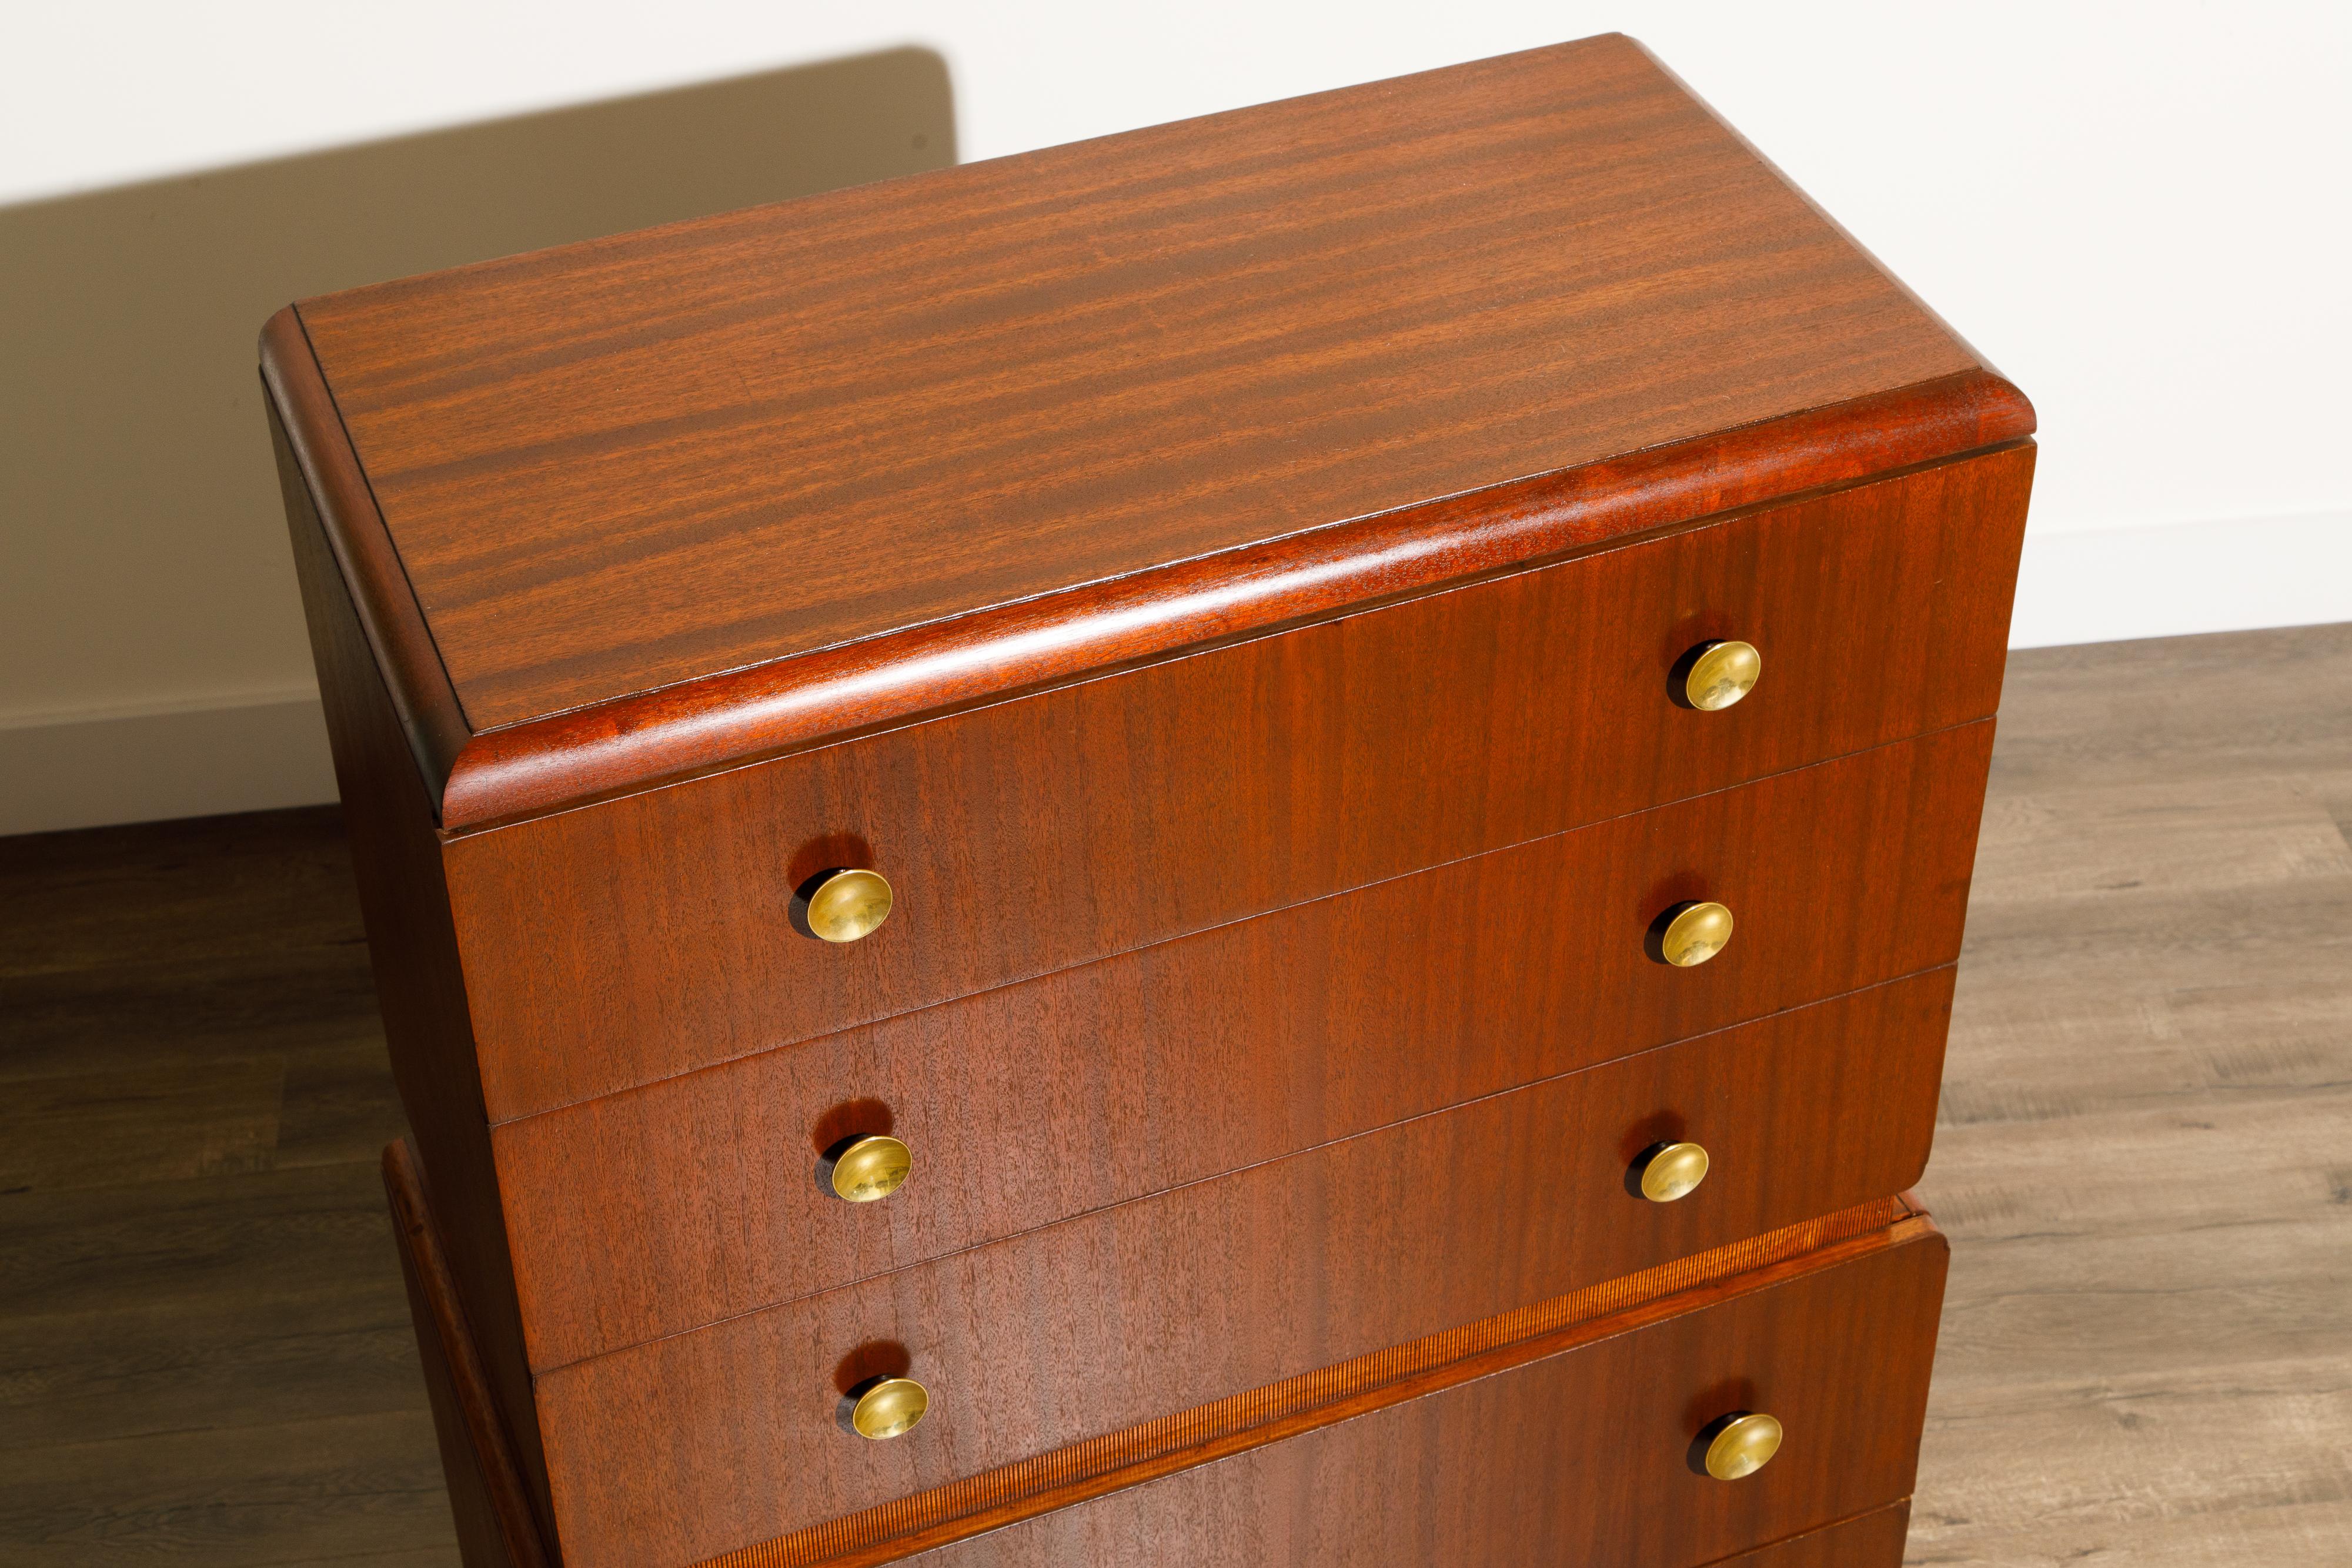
top-left (692, 1201), bottom-right (1917, 1568)
top-left (437, 377), bottom-right (2023, 830)
top-left (1697, 1505), bottom-right (1912, 1568)
top-left (529, 1011), bottom-right (1939, 1562)
top-left (222, 36), bottom-right (2050, 1566)
top-left (387, 1142), bottom-right (1927, 1568)
top-left (12, 626), bottom-right (2343, 1566)
top-left (263, 325), bottom-right (471, 808)
top-left (448, 450), bottom-right (2026, 1120)
top-left (913, 1495), bottom-right (1914, 1568)
top-left (261, 34), bottom-right (2032, 825)
top-left (496, 714), bottom-right (1985, 1367)
top-left (506, 958), bottom-right (1953, 1377)
top-left (272, 409), bottom-right (555, 1536)
top-left (543, 1208), bottom-right (1944, 1568)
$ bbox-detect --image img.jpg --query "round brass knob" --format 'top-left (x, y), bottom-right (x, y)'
top-left (807, 868), bottom-right (894, 943)
top-left (1656, 901), bottom-right (1733, 968)
top-left (845, 1376), bottom-right (929, 1440)
top-left (821, 1134), bottom-right (912, 1203)
top-left (1635, 1141), bottom-right (1710, 1203)
top-left (1703, 1412), bottom-right (1783, 1480)
top-left (1683, 640), bottom-right (1762, 711)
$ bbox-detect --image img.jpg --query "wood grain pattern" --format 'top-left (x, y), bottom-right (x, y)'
top-left (262, 317), bottom-right (471, 804)
top-left (448, 450), bottom-right (2027, 1119)
top-left (911, 1498), bottom-right (1915, 1568)
top-left (495, 712), bottom-right (1986, 1368)
top-left (526, 999), bottom-right (1940, 1563)
top-left (541, 1206), bottom-right (1945, 1567)
top-left (0, 805), bottom-right (443, 1562)
top-left (272, 408), bottom-right (556, 1539)
top-left (1705, 1505), bottom-right (1912, 1568)
top-left (237, 35), bottom-right (2037, 1566)
top-left (264, 34), bottom-right (2031, 824)
top-left (376, 1138), bottom-right (1925, 1568)
top-left (687, 1200), bottom-right (1925, 1568)
top-left (510, 961), bottom-right (1954, 1372)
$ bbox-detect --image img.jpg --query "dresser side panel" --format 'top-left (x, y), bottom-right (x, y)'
top-left (260, 306), bottom-right (471, 811)
top-left (270, 403), bottom-right (555, 1537)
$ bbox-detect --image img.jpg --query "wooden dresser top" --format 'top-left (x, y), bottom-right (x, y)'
top-left (263, 33), bottom-right (2030, 828)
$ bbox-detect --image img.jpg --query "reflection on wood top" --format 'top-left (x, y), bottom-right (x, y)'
top-left (263, 34), bottom-right (2030, 826)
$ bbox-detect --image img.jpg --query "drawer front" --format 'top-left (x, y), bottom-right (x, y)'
top-left (544, 1216), bottom-right (1946, 1568)
top-left (499, 724), bottom-right (1988, 1369)
top-left (447, 447), bottom-right (2029, 1119)
top-left (533, 979), bottom-right (1949, 1560)
top-left (914, 1492), bottom-right (1913, 1568)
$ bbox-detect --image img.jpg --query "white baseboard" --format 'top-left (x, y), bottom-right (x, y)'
top-left (0, 691), bottom-right (336, 838)
top-left (2009, 510), bottom-right (2352, 650)
top-left (1, 510), bottom-right (2345, 837)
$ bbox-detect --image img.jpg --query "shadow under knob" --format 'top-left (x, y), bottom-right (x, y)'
top-left (1702, 1411), bottom-right (1783, 1480)
top-left (806, 868), bottom-right (894, 943)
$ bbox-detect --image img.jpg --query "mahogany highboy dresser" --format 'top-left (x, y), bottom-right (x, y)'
top-left (263, 35), bottom-right (2033, 1568)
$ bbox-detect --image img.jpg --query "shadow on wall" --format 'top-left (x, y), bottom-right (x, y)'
top-left (0, 46), bottom-right (955, 837)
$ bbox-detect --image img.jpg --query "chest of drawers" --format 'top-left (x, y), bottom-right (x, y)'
top-left (266, 33), bottom-right (2032, 1568)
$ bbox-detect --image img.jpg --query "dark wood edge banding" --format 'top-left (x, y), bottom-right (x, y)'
top-left (272, 320), bottom-right (2030, 831)
top-left (383, 1139), bottom-right (552, 1568)
top-left (260, 307), bottom-right (473, 797)
top-left (691, 1196), bottom-right (1935, 1568)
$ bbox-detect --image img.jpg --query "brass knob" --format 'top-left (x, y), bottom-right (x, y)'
top-left (1656, 901), bottom-right (1733, 967)
top-left (807, 868), bottom-right (894, 943)
top-left (821, 1134), bottom-right (912, 1203)
top-left (1703, 1412), bottom-right (1783, 1480)
top-left (1635, 1141), bottom-right (1710, 1203)
top-left (844, 1376), bottom-right (930, 1440)
top-left (1682, 640), bottom-right (1762, 711)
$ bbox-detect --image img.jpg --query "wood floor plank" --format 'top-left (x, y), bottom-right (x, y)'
top-left (1, 1284), bottom-right (422, 1453)
top-left (0, 806), bottom-right (382, 1086)
top-left (0, 1409), bottom-right (458, 1566)
top-left (1912, 1378), bottom-right (2352, 1566)
top-left (1986, 624), bottom-right (2352, 795)
top-left (0, 809), bottom-right (449, 1567)
top-left (273, 1041), bottom-right (410, 1172)
top-left (0, 1057), bottom-right (286, 1196)
top-left (0, 1163), bottom-right (393, 1319)
top-left (1911, 624), bottom-right (2352, 1565)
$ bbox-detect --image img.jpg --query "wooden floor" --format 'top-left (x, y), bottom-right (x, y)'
top-left (1912, 624), bottom-right (2352, 1564)
top-left (2, 623), bottom-right (2347, 1566)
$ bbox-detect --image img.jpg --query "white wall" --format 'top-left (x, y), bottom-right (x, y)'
top-left (4, 2), bottom-right (2347, 833)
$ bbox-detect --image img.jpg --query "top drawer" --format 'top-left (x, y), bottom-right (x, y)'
top-left (445, 446), bottom-right (2028, 1118)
